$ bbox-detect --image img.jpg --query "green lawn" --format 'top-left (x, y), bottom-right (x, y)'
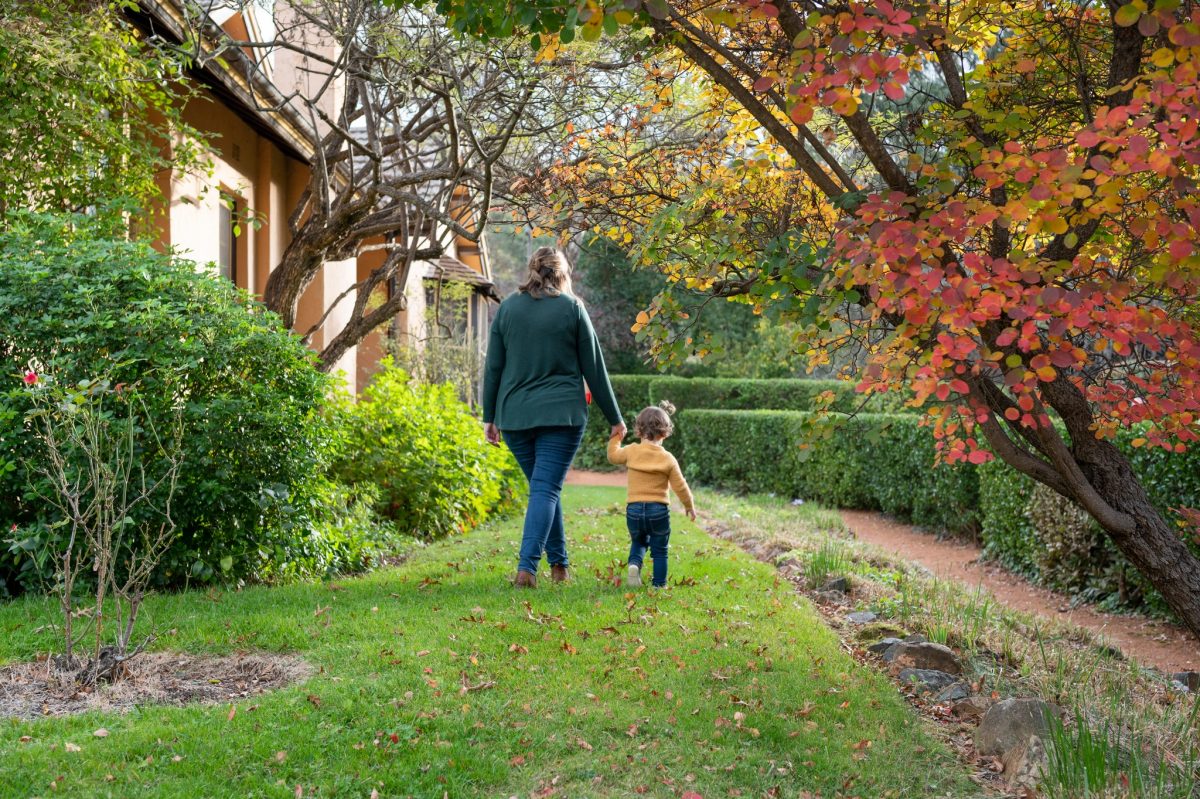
top-left (0, 486), bottom-right (979, 798)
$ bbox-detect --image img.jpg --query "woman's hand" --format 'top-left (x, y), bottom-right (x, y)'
top-left (686, 508), bottom-right (697, 522)
top-left (484, 422), bottom-right (501, 446)
top-left (611, 422), bottom-right (627, 441)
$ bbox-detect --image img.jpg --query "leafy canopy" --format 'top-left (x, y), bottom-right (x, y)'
top-left (427, 0), bottom-right (1200, 467)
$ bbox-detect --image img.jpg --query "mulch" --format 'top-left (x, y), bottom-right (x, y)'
top-left (1, 651), bottom-right (312, 721)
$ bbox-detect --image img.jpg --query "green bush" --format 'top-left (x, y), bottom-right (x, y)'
top-left (649, 377), bottom-right (913, 415)
top-left (677, 410), bottom-right (978, 536)
top-left (574, 375), bottom-right (657, 471)
top-left (1025, 483), bottom-right (1109, 595)
top-left (977, 460), bottom-right (1040, 576)
top-left (0, 214), bottom-right (338, 594)
top-left (575, 374), bottom-right (916, 471)
top-left (976, 431), bottom-right (1200, 615)
top-left (330, 361), bottom-right (525, 539)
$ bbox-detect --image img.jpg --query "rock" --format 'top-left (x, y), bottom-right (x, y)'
top-left (819, 576), bottom-right (850, 594)
top-left (777, 558), bottom-right (803, 575)
top-left (855, 622), bottom-right (909, 643)
top-left (903, 633), bottom-right (927, 644)
top-left (867, 637), bottom-right (904, 656)
top-left (1002, 734), bottom-right (1049, 790)
top-left (976, 698), bottom-right (1060, 756)
top-left (951, 695), bottom-right (990, 720)
top-left (846, 611), bottom-right (877, 624)
top-left (934, 683), bottom-right (970, 703)
top-left (897, 669), bottom-right (959, 694)
top-left (813, 590), bottom-right (848, 605)
top-left (888, 642), bottom-right (962, 675)
top-left (1171, 671), bottom-right (1199, 692)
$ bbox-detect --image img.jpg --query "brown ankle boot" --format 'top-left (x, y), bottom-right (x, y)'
top-left (550, 564), bottom-right (570, 583)
top-left (514, 570), bottom-right (537, 588)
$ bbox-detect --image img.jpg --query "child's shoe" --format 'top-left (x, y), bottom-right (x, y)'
top-left (627, 564), bottom-right (642, 588)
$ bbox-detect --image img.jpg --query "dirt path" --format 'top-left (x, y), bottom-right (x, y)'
top-left (565, 468), bottom-right (626, 487)
top-left (840, 510), bottom-right (1199, 673)
top-left (565, 470), bottom-right (1199, 672)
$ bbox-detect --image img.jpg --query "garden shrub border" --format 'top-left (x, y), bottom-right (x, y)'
top-left (672, 406), bottom-right (1200, 616)
top-left (574, 375), bottom-right (915, 471)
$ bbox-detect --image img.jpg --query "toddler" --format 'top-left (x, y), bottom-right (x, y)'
top-left (607, 401), bottom-right (695, 588)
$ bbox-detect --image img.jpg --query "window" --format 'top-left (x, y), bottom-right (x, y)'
top-left (218, 193), bottom-right (238, 285)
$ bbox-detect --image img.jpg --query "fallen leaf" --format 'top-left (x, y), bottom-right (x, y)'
top-left (275, 750), bottom-right (287, 763)
top-left (510, 754), bottom-right (526, 766)
top-left (307, 694), bottom-right (323, 708)
top-left (64, 742), bottom-right (81, 753)
top-left (92, 728), bottom-right (109, 738)
top-left (227, 704), bottom-right (236, 721)
top-left (852, 739), bottom-right (871, 750)
top-left (19, 736), bottom-right (32, 744)
top-left (104, 774), bottom-right (115, 782)
top-left (576, 737), bottom-right (593, 751)
top-left (682, 792), bottom-right (704, 799)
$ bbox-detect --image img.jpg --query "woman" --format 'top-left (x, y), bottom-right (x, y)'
top-left (482, 247), bottom-right (625, 587)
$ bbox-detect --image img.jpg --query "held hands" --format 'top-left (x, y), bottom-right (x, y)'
top-left (611, 422), bottom-right (627, 441)
top-left (484, 422), bottom-right (501, 447)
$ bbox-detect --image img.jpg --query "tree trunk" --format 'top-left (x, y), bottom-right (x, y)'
top-left (262, 241), bottom-right (326, 331)
top-left (1074, 441), bottom-right (1200, 641)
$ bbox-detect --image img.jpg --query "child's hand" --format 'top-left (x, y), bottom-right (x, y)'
top-left (686, 508), bottom-right (697, 522)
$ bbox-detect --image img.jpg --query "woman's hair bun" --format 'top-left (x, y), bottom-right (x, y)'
top-left (657, 400), bottom-right (676, 415)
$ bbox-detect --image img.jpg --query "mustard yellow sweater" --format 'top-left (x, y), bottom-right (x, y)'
top-left (607, 437), bottom-right (694, 511)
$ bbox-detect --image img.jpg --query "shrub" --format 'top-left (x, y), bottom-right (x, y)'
top-left (649, 376), bottom-right (913, 415)
top-left (330, 360), bottom-right (525, 539)
top-left (977, 460), bottom-right (1040, 576)
top-left (676, 410), bottom-right (978, 535)
top-left (576, 374), bottom-right (916, 471)
top-left (575, 375), bottom-right (657, 471)
top-left (0, 213), bottom-right (336, 593)
top-left (679, 407), bottom-right (1198, 615)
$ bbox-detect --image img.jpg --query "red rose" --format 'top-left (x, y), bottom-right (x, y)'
top-left (22, 371), bottom-right (37, 386)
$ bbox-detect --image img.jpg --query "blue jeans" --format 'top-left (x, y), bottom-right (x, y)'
top-left (503, 425), bottom-right (584, 575)
top-left (627, 501), bottom-right (671, 587)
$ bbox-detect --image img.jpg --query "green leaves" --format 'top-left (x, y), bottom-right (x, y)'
top-left (1114, 3), bottom-right (1144, 27)
top-left (0, 2), bottom-right (202, 229)
top-left (0, 213), bottom-right (335, 593)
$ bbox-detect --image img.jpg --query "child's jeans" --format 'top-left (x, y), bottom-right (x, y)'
top-left (627, 501), bottom-right (671, 587)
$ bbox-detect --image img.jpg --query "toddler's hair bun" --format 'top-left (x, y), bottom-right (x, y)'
top-left (657, 400), bottom-right (676, 416)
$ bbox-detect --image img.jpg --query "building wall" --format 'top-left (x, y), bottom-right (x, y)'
top-left (167, 89), bottom-right (262, 291)
top-left (152, 85), bottom-right (360, 394)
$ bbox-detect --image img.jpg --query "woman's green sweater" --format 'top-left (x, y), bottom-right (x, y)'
top-left (482, 292), bottom-right (622, 431)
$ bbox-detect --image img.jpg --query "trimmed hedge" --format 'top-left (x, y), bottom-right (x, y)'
top-left (676, 410), bottom-right (979, 536)
top-left (679, 407), bottom-right (1200, 616)
top-left (575, 375), bottom-right (657, 471)
top-left (575, 375), bottom-right (915, 471)
top-left (649, 377), bottom-right (913, 415)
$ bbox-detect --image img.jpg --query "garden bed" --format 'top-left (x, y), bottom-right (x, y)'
top-left (1, 652), bottom-right (311, 722)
